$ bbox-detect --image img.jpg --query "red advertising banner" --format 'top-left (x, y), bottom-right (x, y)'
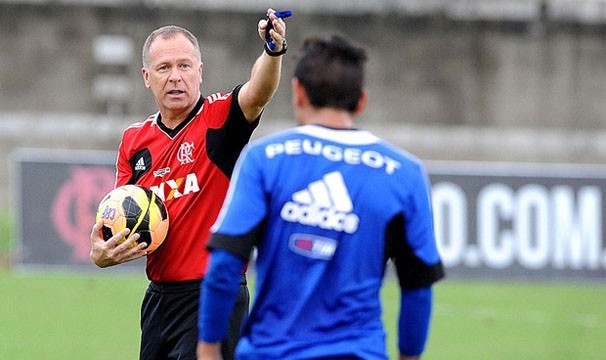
top-left (11, 149), bottom-right (145, 272)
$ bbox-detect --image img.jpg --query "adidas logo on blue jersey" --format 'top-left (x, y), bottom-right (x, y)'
top-left (280, 171), bottom-right (360, 234)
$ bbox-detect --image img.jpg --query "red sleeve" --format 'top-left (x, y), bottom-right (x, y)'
top-left (115, 130), bottom-right (133, 187)
top-left (203, 90), bottom-right (236, 128)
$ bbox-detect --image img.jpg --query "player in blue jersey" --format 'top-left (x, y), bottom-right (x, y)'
top-left (196, 34), bottom-right (445, 360)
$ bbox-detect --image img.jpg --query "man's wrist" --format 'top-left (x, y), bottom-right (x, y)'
top-left (264, 39), bottom-right (287, 57)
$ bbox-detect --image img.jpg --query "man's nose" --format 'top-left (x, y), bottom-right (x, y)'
top-left (168, 67), bottom-right (181, 82)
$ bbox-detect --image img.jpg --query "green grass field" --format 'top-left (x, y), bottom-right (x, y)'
top-left (1, 210), bottom-right (606, 359)
top-left (1, 271), bottom-right (605, 360)
top-left (387, 280), bottom-right (606, 359)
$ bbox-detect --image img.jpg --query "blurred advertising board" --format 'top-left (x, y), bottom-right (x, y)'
top-left (10, 149), bottom-right (606, 280)
top-left (429, 161), bottom-right (606, 281)
top-left (10, 148), bottom-right (145, 273)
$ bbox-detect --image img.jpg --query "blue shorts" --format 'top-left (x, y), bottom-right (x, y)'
top-left (140, 276), bottom-right (249, 360)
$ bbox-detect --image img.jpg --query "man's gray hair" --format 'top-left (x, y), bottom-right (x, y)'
top-left (142, 25), bottom-right (202, 68)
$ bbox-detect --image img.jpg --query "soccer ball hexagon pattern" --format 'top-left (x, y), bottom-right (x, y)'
top-left (96, 184), bottom-right (169, 253)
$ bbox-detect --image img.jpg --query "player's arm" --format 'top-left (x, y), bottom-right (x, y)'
top-left (89, 132), bottom-right (147, 267)
top-left (197, 249), bottom-right (246, 360)
top-left (89, 221), bottom-right (147, 267)
top-left (237, 8), bottom-right (287, 122)
top-left (392, 163), bottom-right (445, 358)
top-left (398, 286), bottom-right (432, 359)
top-left (198, 146), bottom-right (266, 358)
top-left (115, 131), bottom-right (134, 187)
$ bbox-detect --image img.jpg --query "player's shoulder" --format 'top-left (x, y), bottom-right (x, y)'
top-left (119, 114), bottom-right (159, 145)
top-left (202, 84), bottom-right (242, 108)
top-left (378, 137), bottom-right (423, 163)
top-left (199, 88), bottom-right (240, 125)
top-left (373, 138), bottom-right (429, 180)
top-left (203, 91), bottom-right (234, 105)
top-left (123, 113), bottom-right (156, 132)
top-left (248, 127), bottom-right (301, 149)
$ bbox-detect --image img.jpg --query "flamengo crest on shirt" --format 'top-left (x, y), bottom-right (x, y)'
top-left (177, 141), bottom-right (195, 165)
top-left (280, 171), bottom-right (360, 234)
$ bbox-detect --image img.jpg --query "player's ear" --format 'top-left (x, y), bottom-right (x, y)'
top-left (353, 89), bottom-right (368, 115)
top-left (292, 78), bottom-right (308, 108)
top-left (199, 62), bottom-right (204, 84)
top-left (142, 67), bottom-right (151, 89)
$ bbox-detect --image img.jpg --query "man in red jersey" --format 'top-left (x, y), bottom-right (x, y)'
top-left (89, 9), bottom-right (288, 360)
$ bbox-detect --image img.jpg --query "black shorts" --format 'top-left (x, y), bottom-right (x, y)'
top-left (140, 275), bottom-right (249, 360)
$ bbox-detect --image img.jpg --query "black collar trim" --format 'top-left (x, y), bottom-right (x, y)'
top-left (156, 95), bottom-right (204, 138)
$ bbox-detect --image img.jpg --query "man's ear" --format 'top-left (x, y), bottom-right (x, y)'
top-left (354, 89), bottom-right (368, 115)
top-left (200, 63), bottom-right (204, 84)
top-left (142, 67), bottom-right (151, 89)
top-left (291, 78), bottom-right (309, 108)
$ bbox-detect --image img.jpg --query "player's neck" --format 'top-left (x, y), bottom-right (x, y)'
top-left (299, 108), bottom-right (354, 129)
top-left (159, 97), bottom-right (203, 129)
top-left (161, 110), bottom-right (191, 129)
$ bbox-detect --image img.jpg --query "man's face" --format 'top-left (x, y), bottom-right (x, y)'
top-left (142, 34), bottom-right (203, 116)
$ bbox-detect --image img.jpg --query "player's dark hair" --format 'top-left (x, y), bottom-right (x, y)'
top-left (294, 34), bottom-right (367, 112)
top-left (142, 25), bottom-right (202, 68)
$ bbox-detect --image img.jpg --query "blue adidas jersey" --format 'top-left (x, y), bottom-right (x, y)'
top-left (209, 124), bottom-right (444, 360)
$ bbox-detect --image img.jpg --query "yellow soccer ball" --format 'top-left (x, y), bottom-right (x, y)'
top-left (96, 184), bottom-right (169, 253)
